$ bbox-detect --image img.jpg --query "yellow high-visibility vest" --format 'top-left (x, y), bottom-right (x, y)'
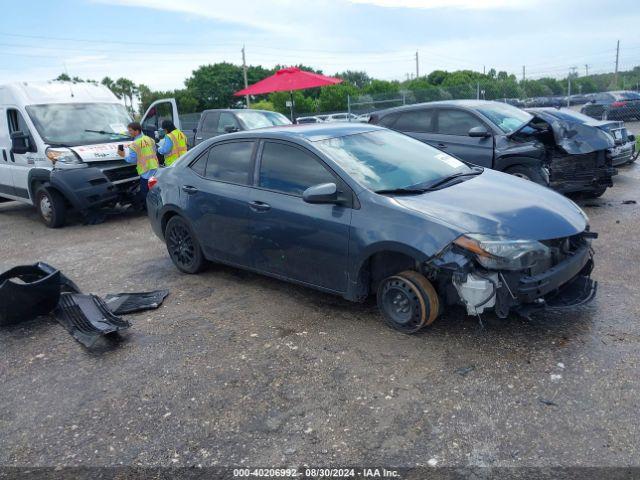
top-left (165, 129), bottom-right (188, 166)
top-left (130, 135), bottom-right (159, 175)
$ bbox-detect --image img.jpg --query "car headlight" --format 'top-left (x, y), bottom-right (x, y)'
top-left (454, 233), bottom-right (550, 271)
top-left (45, 147), bottom-right (84, 166)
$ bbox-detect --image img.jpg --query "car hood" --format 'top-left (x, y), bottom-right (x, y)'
top-left (69, 141), bottom-right (132, 162)
top-left (516, 112), bottom-right (614, 154)
top-left (394, 170), bottom-right (587, 241)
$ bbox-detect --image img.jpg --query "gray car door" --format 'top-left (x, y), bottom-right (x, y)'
top-left (248, 141), bottom-right (352, 292)
top-left (180, 140), bottom-right (256, 266)
top-left (427, 108), bottom-right (494, 168)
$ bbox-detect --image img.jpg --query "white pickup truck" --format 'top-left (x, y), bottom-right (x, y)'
top-left (0, 81), bottom-right (139, 227)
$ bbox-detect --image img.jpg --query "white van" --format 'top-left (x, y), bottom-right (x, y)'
top-left (0, 81), bottom-right (139, 227)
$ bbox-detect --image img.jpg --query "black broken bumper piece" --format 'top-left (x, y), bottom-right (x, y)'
top-left (0, 262), bottom-right (168, 348)
top-left (55, 293), bottom-right (131, 348)
top-left (0, 262), bottom-right (80, 326)
top-left (104, 290), bottom-right (170, 315)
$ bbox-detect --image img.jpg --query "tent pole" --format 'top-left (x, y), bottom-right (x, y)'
top-left (289, 91), bottom-right (295, 122)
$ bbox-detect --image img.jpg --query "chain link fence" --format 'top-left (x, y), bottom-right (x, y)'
top-left (346, 83), bottom-right (640, 128)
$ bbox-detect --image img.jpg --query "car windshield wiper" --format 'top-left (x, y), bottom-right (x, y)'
top-left (84, 129), bottom-right (131, 139)
top-left (410, 168), bottom-right (483, 191)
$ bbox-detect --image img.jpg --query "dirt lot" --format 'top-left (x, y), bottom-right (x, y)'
top-left (1, 163), bottom-right (639, 470)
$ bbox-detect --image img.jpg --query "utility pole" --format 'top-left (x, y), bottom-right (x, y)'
top-left (585, 64), bottom-right (589, 76)
top-left (242, 45), bottom-right (250, 108)
top-left (415, 50), bottom-right (419, 78)
top-left (614, 40), bottom-right (620, 87)
top-left (522, 65), bottom-right (525, 81)
top-left (483, 65), bottom-right (486, 75)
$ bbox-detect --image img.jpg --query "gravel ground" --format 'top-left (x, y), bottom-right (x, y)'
top-left (0, 163), bottom-right (639, 470)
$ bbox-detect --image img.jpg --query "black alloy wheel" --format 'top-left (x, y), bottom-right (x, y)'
top-left (165, 216), bottom-right (205, 273)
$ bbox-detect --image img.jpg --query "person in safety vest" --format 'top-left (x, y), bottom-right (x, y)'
top-left (117, 121), bottom-right (159, 209)
top-left (157, 120), bottom-right (188, 166)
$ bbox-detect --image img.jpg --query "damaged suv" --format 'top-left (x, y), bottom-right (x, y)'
top-left (369, 100), bottom-right (616, 197)
top-left (147, 124), bottom-right (596, 334)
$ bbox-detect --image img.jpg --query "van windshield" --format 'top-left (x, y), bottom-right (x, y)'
top-left (26, 103), bottom-right (132, 146)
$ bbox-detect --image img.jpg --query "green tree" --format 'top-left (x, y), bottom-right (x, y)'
top-left (335, 70), bottom-right (372, 89)
top-left (268, 91), bottom-right (316, 115)
top-left (251, 100), bottom-right (275, 111)
top-left (427, 70), bottom-right (448, 85)
top-left (55, 73), bottom-right (71, 81)
top-left (318, 84), bottom-right (358, 112)
top-left (185, 62), bottom-right (245, 110)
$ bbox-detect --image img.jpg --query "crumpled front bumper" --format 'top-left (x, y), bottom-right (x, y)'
top-left (496, 243), bottom-right (596, 317)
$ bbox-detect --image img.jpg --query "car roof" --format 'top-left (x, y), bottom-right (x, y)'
top-left (372, 99), bottom-right (507, 117)
top-left (219, 122), bottom-right (383, 142)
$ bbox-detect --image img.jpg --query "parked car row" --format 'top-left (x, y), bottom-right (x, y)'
top-left (295, 113), bottom-right (366, 124)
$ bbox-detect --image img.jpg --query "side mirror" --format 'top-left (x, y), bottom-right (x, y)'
top-left (627, 134), bottom-right (636, 142)
top-left (303, 182), bottom-right (338, 204)
top-left (10, 131), bottom-right (30, 154)
top-left (468, 126), bottom-right (491, 138)
top-left (224, 125), bottom-right (239, 133)
top-left (193, 128), bottom-right (198, 133)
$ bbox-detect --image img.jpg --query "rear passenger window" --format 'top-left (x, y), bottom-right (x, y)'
top-left (436, 109), bottom-right (484, 136)
top-left (394, 109), bottom-right (434, 132)
top-left (259, 142), bottom-right (335, 196)
top-left (378, 113), bottom-right (400, 128)
top-left (204, 141), bottom-right (255, 185)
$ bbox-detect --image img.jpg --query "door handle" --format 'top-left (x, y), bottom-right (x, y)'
top-left (195, 137), bottom-right (203, 140)
top-left (437, 143), bottom-right (448, 149)
top-left (181, 185), bottom-right (199, 194)
top-left (249, 200), bottom-right (271, 212)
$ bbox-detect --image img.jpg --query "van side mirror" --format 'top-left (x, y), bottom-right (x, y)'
top-left (468, 126), bottom-right (491, 138)
top-left (303, 183), bottom-right (338, 204)
top-left (627, 134), bottom-right (636, 142)
top-left (224, 125), bottom-right (239, 133)
top-left (10, 131), bottom-right (31, 154)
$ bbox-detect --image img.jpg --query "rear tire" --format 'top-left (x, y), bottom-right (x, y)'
top-left (505, 165), bottom-right (548, 187)
top-left (377, 270), bottom-right (439, 334)
top-left (165, 216), bottom-right (206, 274)
top-left (35, 187), bottom-right (66, 228)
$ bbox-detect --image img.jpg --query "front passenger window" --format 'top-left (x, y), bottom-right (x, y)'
top-left (436, 109), bottom-right (484, 136)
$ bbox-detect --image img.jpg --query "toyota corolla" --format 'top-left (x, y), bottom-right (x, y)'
top-left (146, 123), bottom-right (596, 333)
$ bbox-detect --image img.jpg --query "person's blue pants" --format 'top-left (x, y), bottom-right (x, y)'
top-left (137, 177), bottom-right (149, 208)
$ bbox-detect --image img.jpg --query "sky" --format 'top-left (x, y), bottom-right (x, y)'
top-left (2, 0), bottom-right (640, 91)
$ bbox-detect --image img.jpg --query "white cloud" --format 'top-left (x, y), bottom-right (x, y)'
top-left (348, 0), bottom-right (531, 9)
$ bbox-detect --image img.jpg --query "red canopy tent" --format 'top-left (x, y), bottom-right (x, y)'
top-left (234, 67), bottom-right (342, 120)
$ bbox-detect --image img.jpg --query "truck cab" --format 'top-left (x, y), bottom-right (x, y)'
top-left (0, 81), bottom-right (139, 227)
top-left (140, 99), bottom-right (291, 149)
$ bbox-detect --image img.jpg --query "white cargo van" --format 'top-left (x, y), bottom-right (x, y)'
top-left (0, 81), bottom-right (139, 227)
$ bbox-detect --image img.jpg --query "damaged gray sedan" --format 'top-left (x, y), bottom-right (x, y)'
top-left (147, 124), bottom-right (596, 334)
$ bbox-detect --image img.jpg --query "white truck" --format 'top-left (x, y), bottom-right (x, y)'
top-left (0, 81), bottom-right (139, 227)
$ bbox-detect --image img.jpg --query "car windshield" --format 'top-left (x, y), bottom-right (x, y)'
top-left (26, 103), bottom-right (132, 146)
top-left (314, 129), bottom-right (471, 192)
top-left (236, 111), bottom-right (291, 129)
top-left (476, 102), bottom-right (533, 134)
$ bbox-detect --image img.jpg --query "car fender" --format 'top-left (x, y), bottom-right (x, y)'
top-left (27, 168), bottom-right (53, 201)
top-left (494, 155), bottom-right (545, 171)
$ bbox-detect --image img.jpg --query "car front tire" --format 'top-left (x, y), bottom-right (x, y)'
top-left (35, 187), bottom-right (66, 228)
top-left (165, 216), bottom-right (206, 274)
top-left (377, 270), bottom-right (439, 334)
top-left (505, 165), bottom-right (548, 187)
